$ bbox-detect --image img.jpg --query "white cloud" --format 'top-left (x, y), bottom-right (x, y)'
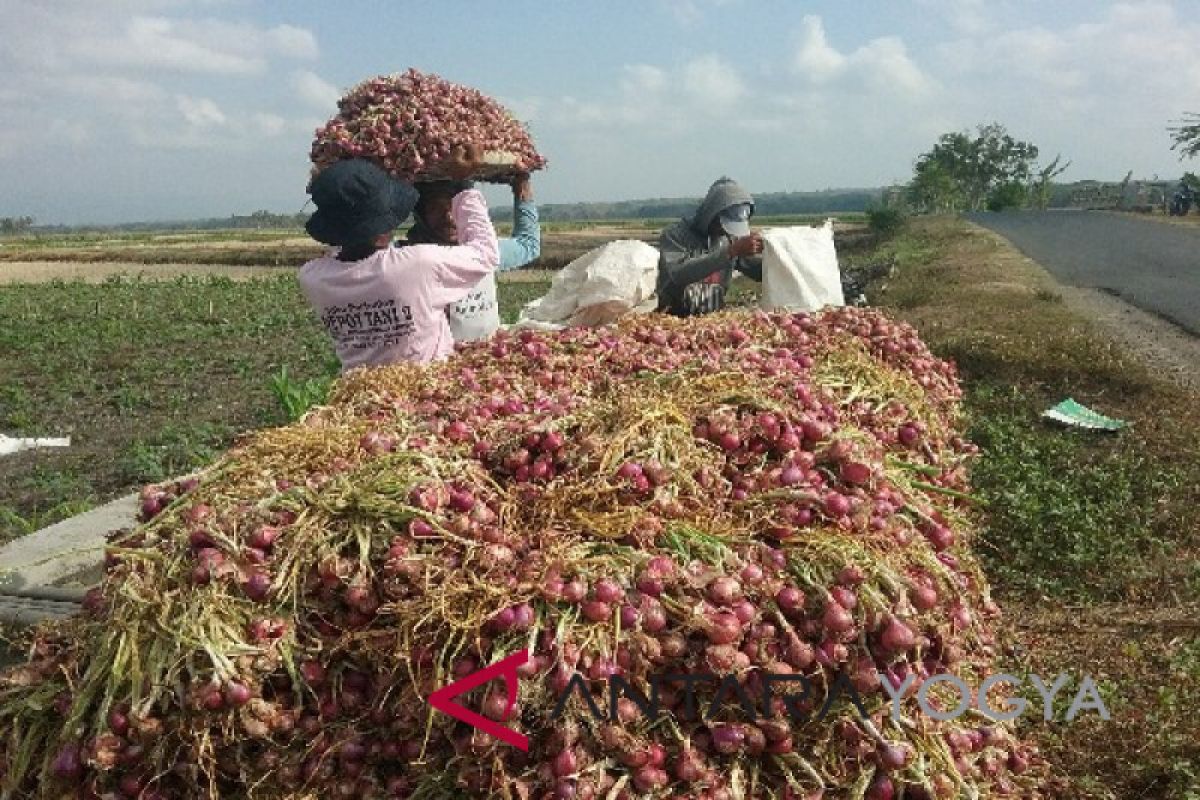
top-left (621, 65), bottom-right (668, 96)
top-left (933, 2), bottom-right (1200, 114)
top-left (660, 0), bottom-right (739, 26)
top-left (57, 75), bottom-right (167, 105)
top-left (0, 2), bottom-right (325, 169)
top-left (661, 0), bottom-right (700, 25)
top-left (252, 113), bottom-right (287, 137)
top-left (854, 37), bottom-right (933, 96)
top-left (793, 16), bottom-right (932, 98)
top-left (554, 95), bottom-right (651, 128)
top-left (794, 16), bottom-right (846, 80)
top-left (266, 24), bottom-right (319, 59)
top-left (534, 54), bottom-right (745, 134)
top-left (33, 12), bottom-right (320, 76)
top-left (733, 117), bottom-right (788, 134)
top-left (915, 0), bottom-right (991, 36)
top-left (73, 17), bottom-right (263, 74)
top-left (293, 70), bottom-right (340, 111)
top-left (495, 95), bottom-right (544, 126)
top-left (504, 3), bottom-right (1198, 207)
top-left (177, 95), bottom-right (227, 127)
top-left (683, 55), bottom-right (745, 106)
top-left (47, 118), bottom-right (94, 147)
top-left (0, 127), bottom-right (26, 160)
top-left (298, 117), bottom-right (327, 138)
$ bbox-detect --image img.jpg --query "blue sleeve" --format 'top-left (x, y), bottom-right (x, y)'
top-left (497, 199), bottom-right (540, 271)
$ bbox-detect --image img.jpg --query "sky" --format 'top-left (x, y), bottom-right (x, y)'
top-left (2, 0), bottom-right (1199, 225)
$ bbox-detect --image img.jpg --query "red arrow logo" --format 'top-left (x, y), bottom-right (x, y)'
top-left (427, 649), bottom-right (530, 751)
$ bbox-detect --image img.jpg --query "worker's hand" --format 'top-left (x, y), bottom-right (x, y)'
top-left (443, 143), bottom-right (485, 181)
top-left (511, 172), bottom-right (533, 203)
top-left (729, 232), bottom-right (764, 258)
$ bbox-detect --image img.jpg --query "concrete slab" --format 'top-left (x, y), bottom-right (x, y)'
top-left (0, 594), bottom-right (81, 625)
top-left (0, 493), bottom-right (138, 591)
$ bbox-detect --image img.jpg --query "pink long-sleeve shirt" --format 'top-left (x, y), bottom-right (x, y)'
top-left (299, 189), bottom-right (499, 371)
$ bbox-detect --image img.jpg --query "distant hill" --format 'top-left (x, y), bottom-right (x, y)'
top-left (22, 177), bottom-right (1184, 234)
top-left (30, 211), bottom-right (310, 234)
top-left (23, 189), bottom-right (885, 233)
top-left (533, 188), bottom-right (884, 222)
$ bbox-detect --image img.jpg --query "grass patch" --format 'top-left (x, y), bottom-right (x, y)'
top-left (117, 421), bottom-right (238, 485)
top-left (498, 281), bottom-right (553, 324)
top-left (875, 220), bottom-right (1200, 599)
top-left (0, 466), bottom-right (96, 545)
top-left (270, 365), bottom-right (335, 423)
top-left (966, 385), bottom-right (1180, 599)
top-left (875, 217), bottom-right (1200, 798)
top-left (0, 270), bottom-right (552, 539)
top-left (0, 500), bottom-right (97, 545)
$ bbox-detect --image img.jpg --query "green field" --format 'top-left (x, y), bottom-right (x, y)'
top-left (0, 272), bottom-right (555, 538)
top-left (0, 214), bottom-right (865, 268)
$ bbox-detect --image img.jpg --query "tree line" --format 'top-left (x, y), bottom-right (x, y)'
top-left (535, 189), bottom-right (883, 222)
top-left (902, 123), bottom-right (1069, 213)
top-left (901, 113), bottom-right (1199, 215)
top-left (0, 216), bottom-right (35, 235)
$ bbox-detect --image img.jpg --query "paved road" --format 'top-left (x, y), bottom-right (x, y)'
top-left (964, 211), bottom-right (1200, 334)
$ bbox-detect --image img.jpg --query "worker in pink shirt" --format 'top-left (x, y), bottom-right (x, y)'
top-left (299, 146), bottom-right (499, 372)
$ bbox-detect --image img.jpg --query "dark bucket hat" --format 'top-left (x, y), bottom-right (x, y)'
top-left (305, 159), bottom-right (420, 247)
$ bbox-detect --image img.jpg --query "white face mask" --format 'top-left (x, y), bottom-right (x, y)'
top-left (717, 203), bottom-right (753, 237)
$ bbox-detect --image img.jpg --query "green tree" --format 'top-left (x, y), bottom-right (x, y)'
top-left (906, 160), bottom-right (962, 213)
top-left (1029, 155), bottom-right (1071, 210)
top-left (907, 123), bottom-right (1051, 212)
top-left (986, 181), bottom-right (1027, 211)
top-left (1169, 112), bottom-right (1200, 159)
top-left (0, 216), bottom-right (34, 235)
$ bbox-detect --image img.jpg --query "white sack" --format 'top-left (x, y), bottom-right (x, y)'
top-left (513, 240), bottom-right (660, 331)
top-left (759, 221), bottom-right (844, 312)
top-left (0, 434), bottom-right (70, 457)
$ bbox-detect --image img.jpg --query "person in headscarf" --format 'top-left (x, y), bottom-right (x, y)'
top-left (298, 147), bottom-right (499, 371)
top-left (656, 177), bottom-right (764, 317)
top-left (402, 172), bottom-right (540, 341)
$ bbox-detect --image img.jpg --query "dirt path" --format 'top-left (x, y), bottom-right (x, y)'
top-left (1056, 285), bottom-right (1200, 392)
top-left (0, 261), bottom-right (288, 284)
top-left (1135, 210), bottom-right (1200, 230)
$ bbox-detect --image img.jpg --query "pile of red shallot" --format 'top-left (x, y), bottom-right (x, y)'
top-left (0, 308), bottom-right (1058, 799)
top-left (310, 68), bottom-right (547, 183)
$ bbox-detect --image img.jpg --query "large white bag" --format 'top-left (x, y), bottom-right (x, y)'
top-left (759, 221), bottom-right (844, 311)
top-left (513, 240), bottom-right (660, 331)
top-left (0, 434), bottom-right (70, 457)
